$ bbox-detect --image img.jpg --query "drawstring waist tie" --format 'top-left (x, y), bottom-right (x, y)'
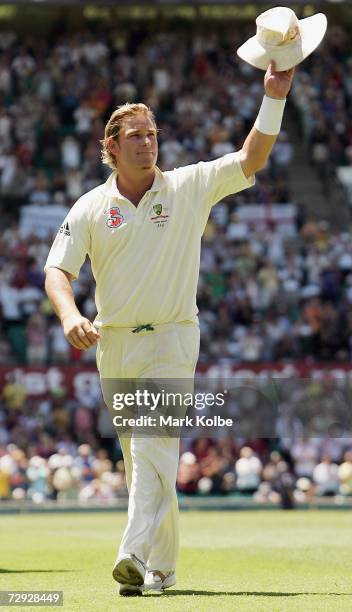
top-left (132, 324), bottom-right (155, 334)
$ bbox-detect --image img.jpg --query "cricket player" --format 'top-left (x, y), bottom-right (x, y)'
top-left (45, 60), bottom-right (294, 595)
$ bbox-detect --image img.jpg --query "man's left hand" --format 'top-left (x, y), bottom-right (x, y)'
top-left (264, 60), bottom-right (295, 100)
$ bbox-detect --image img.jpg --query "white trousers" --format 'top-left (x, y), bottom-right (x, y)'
top-left (97, 322), bottom-right (200, 572)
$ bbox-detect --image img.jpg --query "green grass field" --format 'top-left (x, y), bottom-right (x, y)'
top-left (1, 510), bottom-right (352, 611)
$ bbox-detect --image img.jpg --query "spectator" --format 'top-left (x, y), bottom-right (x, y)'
top-left (26, 313), bottom-right (48, 365)
top-left (235, 446), bottom-right (262, 494)
top-left (313, 454), bottom-right (339, 496)
top-left (177, 452), bottom-right (200, 495)
top-left (338, 450), bottom-right (352, 496)
top-left (291, 437), bottom-right (320, 479)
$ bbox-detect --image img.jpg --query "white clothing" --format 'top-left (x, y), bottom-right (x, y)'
top-left (45, 152), bottom-right (254, 574)
top-left (0, 284), bottom-right (22, 320)
top-left (97, 322), bottom-right (199, 571)
top-left (45, 153), bottom-right (254, 328)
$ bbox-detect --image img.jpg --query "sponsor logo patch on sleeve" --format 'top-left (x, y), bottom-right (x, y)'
top-left (59, 221), bottom-right (71, 236)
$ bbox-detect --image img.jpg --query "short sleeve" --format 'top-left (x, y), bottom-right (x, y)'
top-left (44, 197), bottom-right (91, 280)
top-left (195, 152), bottom-right (255, 210)
top-left (168, 151), bottom-right (255, 234)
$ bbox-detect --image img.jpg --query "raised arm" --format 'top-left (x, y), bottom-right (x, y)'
top-left (240, 60), bottom-right (295, 178)
top-left (45, 267), bottom-right (100, 351)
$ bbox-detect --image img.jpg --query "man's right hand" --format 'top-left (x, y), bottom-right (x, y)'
top-left (62, 313), bottom-right (100, 350)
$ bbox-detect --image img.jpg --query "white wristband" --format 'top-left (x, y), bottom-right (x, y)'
top-left (254, 95), bottom-right (286, 136)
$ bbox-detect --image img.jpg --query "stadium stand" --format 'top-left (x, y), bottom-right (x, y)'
top-left (1, 6), bottom-right (352, 505)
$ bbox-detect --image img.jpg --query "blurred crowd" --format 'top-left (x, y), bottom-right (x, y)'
top-left (0, 22), bottom-right (351, 365)
top-left (2, 214), bottom-right (352, 365)
top-left (291, 23), bottom-right (352, 191)
top-left (1, 17), bottom-right (352, 505)
top-left (0, 443), bottom-right (128, 504)
top-left (0, 24), bottom-right (292, 205)
top-left (1, 371), bottom-right (352, 505)
top-left (1, 438), bottom-right (352, 505)
top-left (198, 215), bottom-right (352, 364)
top-left (177, 441), bottom-right (352, 506)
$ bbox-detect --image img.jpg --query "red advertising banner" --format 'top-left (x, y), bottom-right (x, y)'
top-left (1, 363), bottom-right (352, 400)
top-left (0, 366), bottom-right (101, 400)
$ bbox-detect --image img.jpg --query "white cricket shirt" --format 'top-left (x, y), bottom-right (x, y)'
top-left (45, 152), bottom-right (254, 328)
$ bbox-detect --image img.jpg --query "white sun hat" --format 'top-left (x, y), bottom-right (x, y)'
top-left (237, 6), bottom-right (327, 71)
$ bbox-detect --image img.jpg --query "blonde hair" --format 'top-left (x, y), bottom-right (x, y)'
top-left (100, 103), bottom-right (156, 170)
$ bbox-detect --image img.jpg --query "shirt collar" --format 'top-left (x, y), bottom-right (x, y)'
top-left (102, 167), bottom-right (165, 199)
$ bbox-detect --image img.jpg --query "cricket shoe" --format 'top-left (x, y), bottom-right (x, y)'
top-left (144, 570), bottom-right (176, 592)
top-left (113, 554), bottom-right (145, 596)
top-left (118, 583), bottom-right (143, 597)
